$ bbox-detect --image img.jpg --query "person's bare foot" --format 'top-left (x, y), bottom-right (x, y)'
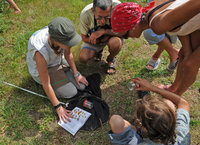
top-left (156, 84), bottom-right (177, 92)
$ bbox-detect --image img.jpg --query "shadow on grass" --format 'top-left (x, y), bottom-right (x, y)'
top-left (52, 78), bottom-right (139, 144)
top-left (1, 55), bottom-right (176, 143)
top-left (1, 76), bottom-right (53, 140)
top-left (1, 69), bottom-right (140, 144)
top-left (137, 67), bottom-right (174, 81)
top-left (102, 79), bottom-right (140, 124)
top-left (76, 59), bottom-right (108, 83)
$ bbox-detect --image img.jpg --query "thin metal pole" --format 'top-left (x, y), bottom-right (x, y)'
top-left (0, 80), bottom-right (66, 105)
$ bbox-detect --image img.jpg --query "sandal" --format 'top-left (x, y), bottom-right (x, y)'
top-left (94, 50), bottom-right (103, 62)
top-left (146, 58), bottom-right (161, 71)
top-left (106, 57), bottom-right (116, 75)
top-left (167, 58), bottom-right (179, 72)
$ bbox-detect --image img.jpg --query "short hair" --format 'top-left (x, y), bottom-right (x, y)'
top-left (93, 0), bottom-right (112, 11)
top-left (134, 96), bottom-right (176, 145)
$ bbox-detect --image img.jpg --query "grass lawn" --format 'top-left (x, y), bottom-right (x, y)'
top-left (0, 0), bottom-right (199, 144)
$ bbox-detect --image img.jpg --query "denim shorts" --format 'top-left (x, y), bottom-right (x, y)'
top-left (143, 28), bottom-right (165, 45)
top-left (143, 29), bottom-right (177, 45)
top-left (108, 126), bottom-right (142, 145)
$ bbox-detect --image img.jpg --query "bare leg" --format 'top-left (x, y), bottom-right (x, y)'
top-left (163, 31), bottom-right (200, 95)
top-left (174, 31), bottom-right (200, 95)
top-left (167, 52), bottom-right (184, 92)
top-left (6, 0), bottom-right (21, 14)
top-left (151, 45), bottom-right (163, 60)
top-left (175, 48), bottom-right (200, 95)
top-left (160, 37), bottom-right (179, 62)
top-left (107, 37), bottom-right (122, 74)
top-left (158, 49), bottom-right (191, 93)
top-left (147, 36), bottom-right (178, 70)
top-left (79, 49), bottom-right (96, 63)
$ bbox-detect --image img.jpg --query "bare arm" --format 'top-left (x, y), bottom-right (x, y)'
top-left (133, 78), bottom-right (189, 112)
top-left (81, 29), bottom-right (126, 45)
top-left (35, 51), bottom-right (72, 122)
top-left (64, 48), bottom-right (78, 76)
top-left (151, 0), bottom-right (200, 34)
top-left (35, 51), bottom-right (60, 106)
top-left (81, 34), bottom-right (91, 44)
top-left (81, 33), bottom-right (101, 45)
top-left (104, 29), bottom-right (126, 37)
top-left (64, 48), bottom-right (88, 86)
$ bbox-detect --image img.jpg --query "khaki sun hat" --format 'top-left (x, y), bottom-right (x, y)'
top-left (48, 17), bottom-right (81, 47)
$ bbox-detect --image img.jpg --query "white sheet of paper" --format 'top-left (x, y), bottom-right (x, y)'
top-left (58, 107), bottom-right (91, 136)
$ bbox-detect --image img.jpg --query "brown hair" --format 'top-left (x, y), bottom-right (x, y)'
top-left (134, 95), bottom-right (176, 145)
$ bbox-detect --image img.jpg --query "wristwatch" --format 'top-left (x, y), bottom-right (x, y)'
top-left (74, 71), bottom-right (81, 78)
top-left (54, 103), bottom-right (62, 110)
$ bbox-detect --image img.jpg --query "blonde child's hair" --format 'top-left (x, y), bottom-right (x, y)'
top-left (134, 95), bottom-right (176, 145)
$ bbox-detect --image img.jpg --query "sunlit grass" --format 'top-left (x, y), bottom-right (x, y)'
top-left (0, 0), bottom-right (199, 144)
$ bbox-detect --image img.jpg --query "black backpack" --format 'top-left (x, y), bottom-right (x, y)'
top-left (66, 73), bottom-right (110, 131)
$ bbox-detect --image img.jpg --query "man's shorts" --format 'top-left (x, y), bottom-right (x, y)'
top-left (108, 126), bottom-right (142, 145)
top-left (143, 28), bottom-right (177, 45)
top-left (81, 37), bottom-right (124, 53)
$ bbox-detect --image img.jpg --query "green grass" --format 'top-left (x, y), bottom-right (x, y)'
top-left (0, 0), bottom-right (200, 144)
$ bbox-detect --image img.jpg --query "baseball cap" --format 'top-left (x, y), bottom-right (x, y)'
top-left (48, 17), bottom-right (81, 47)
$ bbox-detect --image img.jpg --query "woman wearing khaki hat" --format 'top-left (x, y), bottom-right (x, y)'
top-left (27, 17), bottom-right (88, 123)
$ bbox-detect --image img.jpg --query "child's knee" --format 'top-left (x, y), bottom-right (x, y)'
top-left (109, 115), bottom-right (128, 134)
top-left (109, 115), bottom-right (122, 125)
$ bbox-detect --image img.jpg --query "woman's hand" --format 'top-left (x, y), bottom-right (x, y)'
top-left (56, 106), bottom-right (73, 123)
top-left (75, 74), bottom-right (88, 87)
top-left (132, 77), bottom-right (154, 91)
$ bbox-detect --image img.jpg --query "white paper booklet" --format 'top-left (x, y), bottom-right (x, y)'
top-left (58, 107), bottom-right (91, 136)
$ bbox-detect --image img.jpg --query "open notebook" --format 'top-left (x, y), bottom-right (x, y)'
top-left (58, 107), bottom-right (91, 136)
